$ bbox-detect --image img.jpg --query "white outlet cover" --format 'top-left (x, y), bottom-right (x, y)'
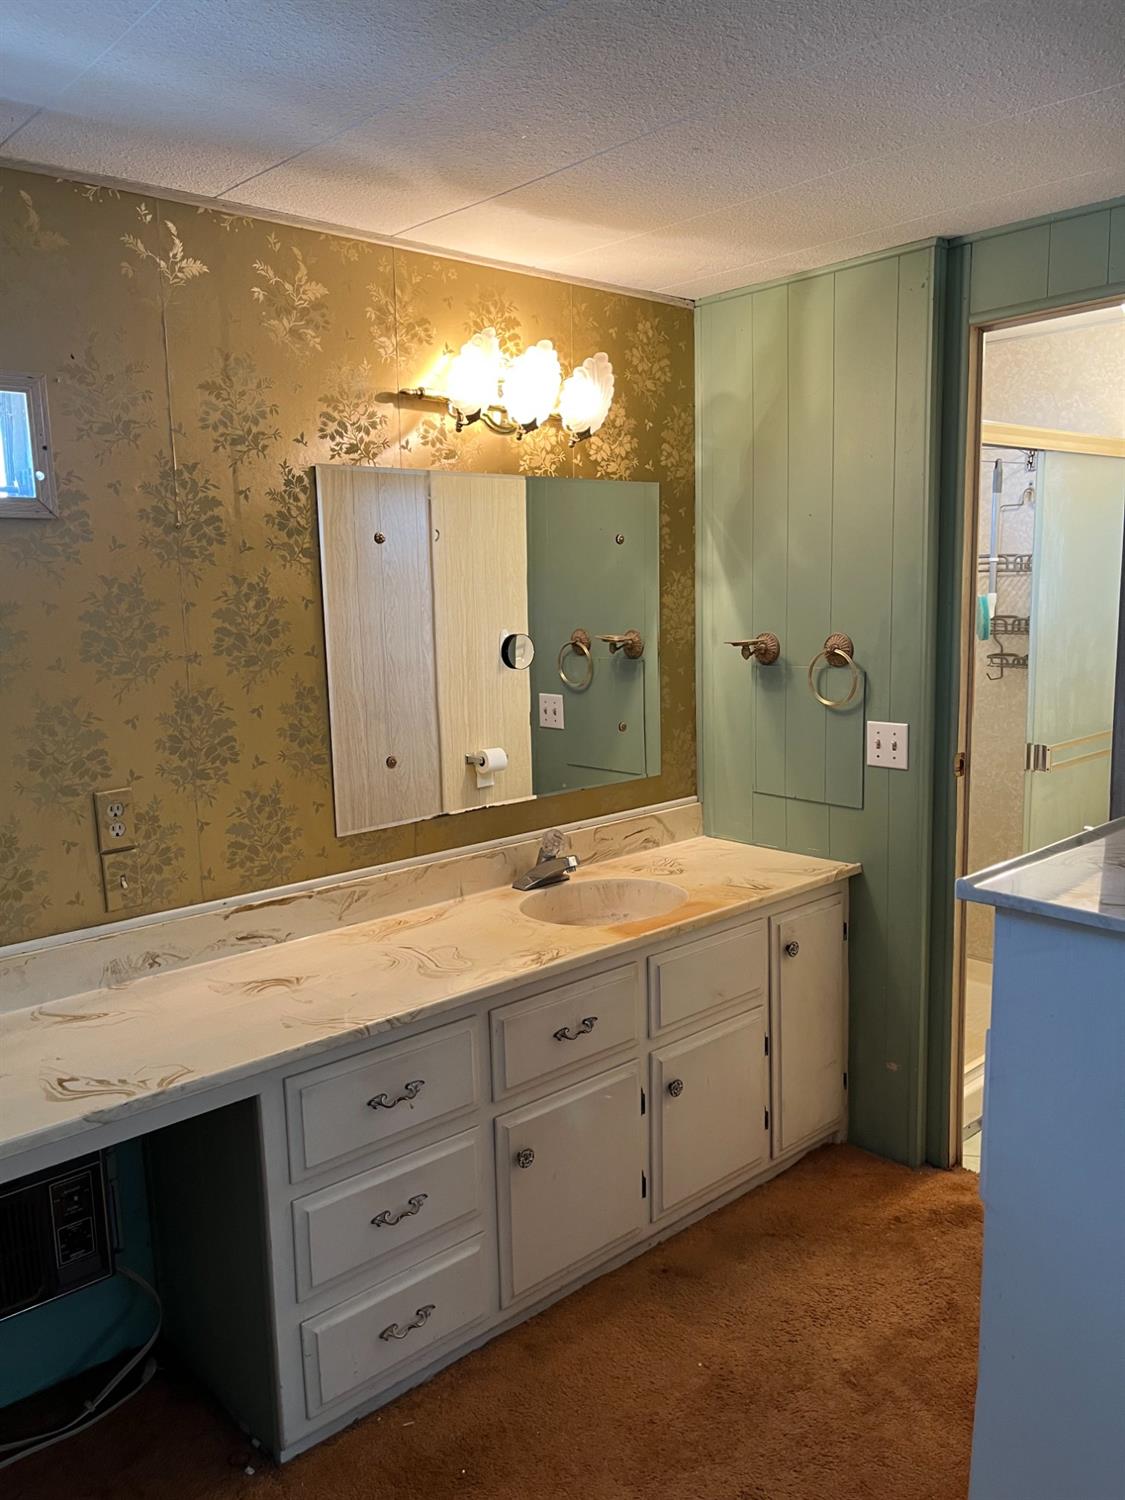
top-left (866, 720), bottom-right (909, 770)
top-left (538, 692), bottom-right (564, 730)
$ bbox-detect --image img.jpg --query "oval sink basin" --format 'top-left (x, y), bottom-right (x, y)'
top-left (520, 878), bottom-right (689, 928)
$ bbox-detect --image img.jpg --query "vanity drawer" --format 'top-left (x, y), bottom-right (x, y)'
top-left (285, 1020), bottom-right (479, 1178)
top-left (490, 964), bottom-right (641, 1097)
top-left (292, 1130), bottom-right (484, 1300)
top-left (649, 919), bottom-right (767, 1033)
top-left (300, 1237), bottom-right (488, 1416)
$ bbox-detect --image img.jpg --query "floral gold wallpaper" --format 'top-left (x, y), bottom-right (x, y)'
top-left (0, 166), bottom-right (695, 945)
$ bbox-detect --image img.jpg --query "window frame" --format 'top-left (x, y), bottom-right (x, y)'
top-left (0, 371), bottom-right (58, 519)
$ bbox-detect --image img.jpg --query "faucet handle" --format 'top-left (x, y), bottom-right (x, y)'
top-left (538, 827), bottom-right (568, 860)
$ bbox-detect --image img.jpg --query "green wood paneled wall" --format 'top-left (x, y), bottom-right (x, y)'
top-left (926, 193), bottom-right (1125, 1163)
top-left (967, 197), bottom-right (1125, 322)
top-left (697, 246), bottom-right (942, 1165)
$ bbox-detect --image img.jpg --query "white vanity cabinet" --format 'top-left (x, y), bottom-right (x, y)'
top-left (495, 1061), bottom-right (646, 1305)
top-left (770, 894), bottom-right (848, 1156)
top-left (651, 1007), bottom-right (770, 1216)
top-left (148, 879), bottom-right (849, 1462)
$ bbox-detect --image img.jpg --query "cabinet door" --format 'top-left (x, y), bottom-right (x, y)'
top-left (652, 1007), bottom-right (769, 1216)
top-left (773, 896), bottom-right (846, 1154)
top-left (496, 1062), bottom-right (645, 1306)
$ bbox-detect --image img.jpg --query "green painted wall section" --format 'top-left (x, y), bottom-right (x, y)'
top-left (526, 478), bottom-right (661, 794)
top-left (697, 245), bottom-right (942, 1165)
top-left (967, 197), bottom-right (1125, 322)
top-left (926, 192), bottom-right (1125, 1162)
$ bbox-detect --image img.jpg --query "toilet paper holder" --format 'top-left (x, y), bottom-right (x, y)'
top-left (465, 748), bottom-right (508, 789)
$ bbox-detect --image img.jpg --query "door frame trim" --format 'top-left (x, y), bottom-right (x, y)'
top-left (947, 291), bottom-right (1125, 1165)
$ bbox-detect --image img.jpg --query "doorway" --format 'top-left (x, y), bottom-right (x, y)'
top-left (956, 302), bottom-right (1125, 1168)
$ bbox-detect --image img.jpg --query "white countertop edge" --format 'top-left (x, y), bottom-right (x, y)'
top-left (0, 844), bottom-right (859, 1168)
top-left (956, 816), bottom-right (1125, 934)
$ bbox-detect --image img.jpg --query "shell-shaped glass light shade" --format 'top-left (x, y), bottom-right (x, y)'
top-left (445, 327), bottom-right (504, 418)
top-left (558, 352), bottom-right (614, 436)
top-left (502, 340), bottom-right (562, 429)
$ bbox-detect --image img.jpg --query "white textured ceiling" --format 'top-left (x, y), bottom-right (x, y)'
top-left (2, 0), bottom-right (1124, 300)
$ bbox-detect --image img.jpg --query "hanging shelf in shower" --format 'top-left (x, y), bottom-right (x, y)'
top-left (977, 551), bottom-right (1033, 575)
top-left (991, 613), bottom-right (1030, 636)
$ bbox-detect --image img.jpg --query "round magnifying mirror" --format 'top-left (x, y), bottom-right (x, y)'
top-left (500, 632), bottom-right (535, 670)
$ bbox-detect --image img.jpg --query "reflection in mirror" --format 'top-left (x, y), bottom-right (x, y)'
top-left (316, 467), bottom-right (660, 837)
top-left (500, 632), bottom-right (535, 670)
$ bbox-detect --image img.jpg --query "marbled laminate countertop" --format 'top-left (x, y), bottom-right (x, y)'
top-left (957, 817), bottom-right (1125, 934)
top-left (1, 837), bottom-right (858, 1167)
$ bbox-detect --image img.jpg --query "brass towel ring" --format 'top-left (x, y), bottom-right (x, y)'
top-left (808, 633), bottom-right (860, 710)
top-left (558, 628), bottom-right (594, 690)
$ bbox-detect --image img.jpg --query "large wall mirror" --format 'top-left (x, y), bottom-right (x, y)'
top-left (315, 467), bottom-right (660, 836)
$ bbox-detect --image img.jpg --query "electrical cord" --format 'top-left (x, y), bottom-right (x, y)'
top-left (0, 1267), bottom-right (163, 1468)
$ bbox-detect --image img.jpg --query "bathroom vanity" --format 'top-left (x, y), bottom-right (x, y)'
top-left (0, 815), bottom-right (856, 1461)
top-left (958, 821), bottom-right (1125, 1500)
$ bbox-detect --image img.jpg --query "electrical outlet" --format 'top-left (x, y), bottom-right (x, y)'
top-left (100, 848), bottom-right (142, 913)
top-left (93, 787), bottom-right (136, 852)
top-left (866, 721), bottom-right (909, 770)
top-left (538, 692), bottom-right (564, 730)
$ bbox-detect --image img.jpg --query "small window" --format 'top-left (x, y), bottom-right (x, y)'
top-left (0, 373), bottom-right (57, 519)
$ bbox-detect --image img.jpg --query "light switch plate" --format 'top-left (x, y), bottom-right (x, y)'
top-left (101, 848), bottom-right (142, 913)
top-left (538, 692), bottom-right (564, 730)
top-left (866, 721), bottom-right (909, 770)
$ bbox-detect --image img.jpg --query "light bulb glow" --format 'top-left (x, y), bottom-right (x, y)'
top-left (502, 340), bottom-right (562, 429)
top-left (559, 352), bottom-right (614, 437)
top-left (445, 327), bottom-right (504, 418)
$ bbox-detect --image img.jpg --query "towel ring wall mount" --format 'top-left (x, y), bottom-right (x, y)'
top-left (807, 633), bottom-right (860, 709)
top-left (558, 628), bottom-right (594, 690)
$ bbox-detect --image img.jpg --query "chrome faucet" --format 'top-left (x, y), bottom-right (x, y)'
top-left (512, 829), bottom-right (580, 891)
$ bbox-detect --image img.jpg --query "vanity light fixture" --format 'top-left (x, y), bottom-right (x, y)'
top-left (402, 328), bottom-right (614, 444)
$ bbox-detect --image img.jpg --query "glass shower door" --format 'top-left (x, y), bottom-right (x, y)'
top-left (1023, 451), bottom-right (1125, 851)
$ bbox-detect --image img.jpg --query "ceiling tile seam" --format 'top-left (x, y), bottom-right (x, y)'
top-left (542, 75), bottom-right (1125, 278)
top-left (342, 0), bottom-right (1006, 238)
top-left (213, 0), bottom-right (582, 200)
top-left (394, 104), bottom-right (706, 237)
top-left (662, 163), bottom-right (1117, 298)
top-left (231, 0), bottom-right (994, 235)
top-left (0, 0), bottom-right (171, 150)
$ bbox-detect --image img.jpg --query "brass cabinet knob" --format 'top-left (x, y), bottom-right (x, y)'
top-left (667, 1078), bottom-right (684, 1098)
top-left (515, 1148), bottom-right (535, 1169)
top-left (784, 940), bottom-right (800, 958)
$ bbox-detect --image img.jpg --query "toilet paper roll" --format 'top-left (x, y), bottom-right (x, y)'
top-left (473, 747), bottom-right (508, 789)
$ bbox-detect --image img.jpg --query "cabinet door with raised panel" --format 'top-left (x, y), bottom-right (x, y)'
top-left (652, 1007), bottom-right (769, 1216)
top-left (773, 895), bottom-right (846, 1155)
top-left (495, 1062), bottom-right (645, 1306)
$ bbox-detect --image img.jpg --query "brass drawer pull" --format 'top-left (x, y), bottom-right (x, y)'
top-left (553, 1016), bottom-right (598, 1042)
top-left (371, 1193), bottom-right (428, 1228)
top-left (366, 1079), bottom-right (424, 1110)
top-left (379, 1304), bottom-right (436, 1341)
